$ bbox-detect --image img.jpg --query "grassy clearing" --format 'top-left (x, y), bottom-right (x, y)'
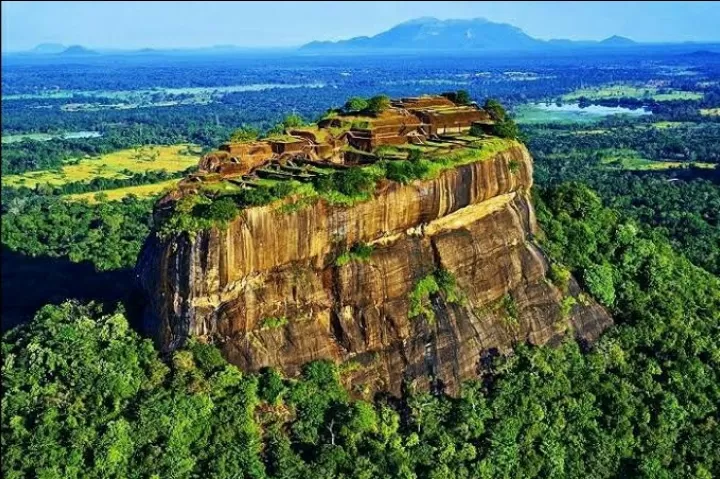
top-left (2, 133), bottom-right (57, 143)
top-left (700, 108), bottom-right (720, 116)
top-left (200, 181), bottom-right (247, 195)
top-left (2, 145), bottom-right (200, 188)
top-left (421, 137), bottom-right (518, 177)
top-left (599, 148), bottom-right (715, 171)
top-left (651, 121), bottom-right (697, 129)
top-left (514, 105), bottom-right (587, 124)
top-left (571, 129), bottom-right (609, 135)
top-left (65, 179), bottom-right (180, 203)
top-left (513, 104), bottom-right (649, 124)
top-left (562, 84), bottom-right (702, 102)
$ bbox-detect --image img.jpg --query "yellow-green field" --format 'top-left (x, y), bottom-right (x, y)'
top-left (2, 144), bottom-right (201, 188)
top-left (65, 179), bottom-right (180, 203)
top-left (599, 148), bottom-right (715, 171)
top-left (571, 129), bottom-right (608, 135)
top-left (651, 121), bottom-right (697, 129)
top-left (562, 85), bottom-right (702, 102)
top-left (700, 108), bottom-right (720, 116)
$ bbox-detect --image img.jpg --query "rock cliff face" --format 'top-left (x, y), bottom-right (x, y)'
top-left (137, 144), bottom-right (612, 395)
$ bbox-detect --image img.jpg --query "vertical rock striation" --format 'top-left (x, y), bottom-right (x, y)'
top-left (137, 143), bottom-right (612, 395)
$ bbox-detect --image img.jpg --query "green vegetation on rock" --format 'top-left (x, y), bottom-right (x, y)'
top-left (341, 94), bottom-right (390, 116)
top-left (261, 316), bottom-right (289, 329)
top-left (365, 95), bottom-right (391, 115)
top-left (409, 269), bottom-right (464, 323)
top-left (335, 242), bottom-right (374, 267)
top-left (343, 97), bottom-right (369, 113)
top-left (549, 263), bottom-right (572, 294)
top-left (500, 293), bottom-right (519, 326)
top-left (229, 126), bottom-right (260, 143)
top-left (158, 194), bottom-right (239, 238)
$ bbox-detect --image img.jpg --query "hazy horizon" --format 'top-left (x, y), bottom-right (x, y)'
top-left (3, 1), bottom-right (720, 52)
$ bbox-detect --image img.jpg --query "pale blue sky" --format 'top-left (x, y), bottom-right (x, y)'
top-left (2, 1), bottom-right (720, 52)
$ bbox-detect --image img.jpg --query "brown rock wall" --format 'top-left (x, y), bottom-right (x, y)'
top-left (137, 143), bottom-right (612, 395)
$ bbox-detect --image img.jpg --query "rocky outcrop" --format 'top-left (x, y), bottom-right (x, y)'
top-left (137, 143), bottom-right (612, 395)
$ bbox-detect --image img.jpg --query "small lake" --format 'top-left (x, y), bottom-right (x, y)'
top-left (515, 102), bottom-right (652, 124)
top-left (1, 131), bottom-right (102, 144)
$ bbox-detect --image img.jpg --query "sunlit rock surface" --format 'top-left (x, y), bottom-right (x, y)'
top-left (137, 143), bottom-right (612, 395)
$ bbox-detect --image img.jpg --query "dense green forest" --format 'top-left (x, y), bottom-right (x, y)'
top-left (1, 195), bottom-right (153, 271)
top-left (3, 184), bottom-right (719, 478)
top-left (528, 124), bottom-right (720, 275)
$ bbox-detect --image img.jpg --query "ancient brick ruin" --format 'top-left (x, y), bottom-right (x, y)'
top-left (181, 94), bottom-right (494, 190)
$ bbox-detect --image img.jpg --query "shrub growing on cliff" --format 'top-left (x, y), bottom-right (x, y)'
top-left (235, 182), bottom-right (293, 208)
top-left (381, 158), bottom-right (430, 184)
top-left (483, 98), bottom-right (520, 140)
top-left (335, 242), bottom-right (374, 266)
top-left (365, 95), bottom-right (391, 116)
top-left (407, 149), bottom-right (423, 163)
top-left (158, 193), bottom-right (213, 237)
top-left (549, 263), bottom-right (572, 294)
top-left (409, 269), bottom-right (464, 323)
top-left (313, 167), bottom-right (377, 201)
top-left (159, 194), bottom-right (244, 237)
top-left (261, 316), bottom-right (289, 329)
top-left (229, 126), bottom-right (260, 143)
top-left (455, 89), bottom-right (471, 105)
top-left (344, 97), bottom-right (369, 113)
top-left (282, 113), bottom-right (306, 128)
top-left (492, 117), bottom-right (520, 140)
top-left (194, 196), bottom-right (239, 223)
top-left (409, 274), bottom-right (441, 321)
top-left (484, 98), bottom-right (508, 121)
top-left (435, 268), bottom-right (465, 304)
top-left (350, 120), bottom-right (370, 129)
top-left (500, 293), bottom-right (519, 324)
top-left (442, 89), bottom-right (471, 105)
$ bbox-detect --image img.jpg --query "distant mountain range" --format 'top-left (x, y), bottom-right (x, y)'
top-left (15, 43), bottom-right (286, 57)
top-left (10, 18), bottom-right (720, 58)
top-left (301, 17), bottom-right (638, 53)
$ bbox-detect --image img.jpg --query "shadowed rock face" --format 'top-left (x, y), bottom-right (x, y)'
top-left (137, 144), bottom-right (612, 396)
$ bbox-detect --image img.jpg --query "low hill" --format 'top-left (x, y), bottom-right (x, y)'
top-left (30, 43), bottom-right (66, 54)
top-left (600, 35), bottom-right (636, 46)
top-left (59, 45), bottom-right (98, 56)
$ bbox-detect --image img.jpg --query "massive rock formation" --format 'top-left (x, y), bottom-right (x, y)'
top-left (137, 143), bottom-right (612, 395)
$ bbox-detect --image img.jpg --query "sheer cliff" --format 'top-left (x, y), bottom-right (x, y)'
top-left (137, 143), bottom-right (612, 395)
